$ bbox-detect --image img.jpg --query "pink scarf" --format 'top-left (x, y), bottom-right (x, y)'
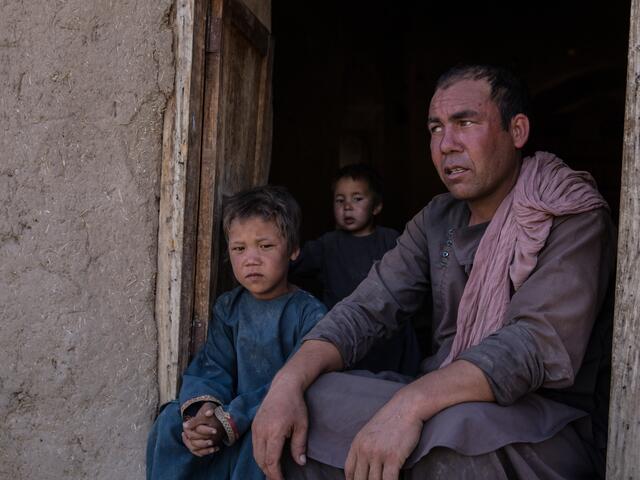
top-left (441, 151), bottom-right (608, 367)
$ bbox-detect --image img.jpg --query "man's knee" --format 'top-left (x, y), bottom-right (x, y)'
top-left (406, 447), bottom-right (508, 480)
top-left (282, 455), bottom-right (344, 480)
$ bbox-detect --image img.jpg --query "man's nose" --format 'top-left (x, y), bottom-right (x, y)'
top-left (438, 127), bottom-right (462, 153)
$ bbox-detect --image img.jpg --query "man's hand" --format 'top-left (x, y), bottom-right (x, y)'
top-left (252, 374), bottom-right (309, 480)
top-left (181, 402), bottom-right (225, 457)
top-left (345, 392), bottom-right (423, 480)
top-left (345, 360), bottom-right (494, 479)
top-left (252, 340), bottom-right (344, 479)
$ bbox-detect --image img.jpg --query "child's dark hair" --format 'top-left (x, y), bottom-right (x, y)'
top-left (222, 185), bottom-right (301, 254)
top-left (332, 163), bottom-right (384, 206)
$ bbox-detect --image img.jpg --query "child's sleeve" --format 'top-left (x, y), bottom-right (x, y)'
top-left (214, 298), bottom-right (328, 445)
top-left (178, 302), bottom-right (236, 418)
top-left (296, 298), bottom-right (328, 341)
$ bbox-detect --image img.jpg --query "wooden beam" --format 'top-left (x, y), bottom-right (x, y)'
top-left (155, 0), bottom-right (208, 405)
top-left (227, 0), bottom-right (270, 56)
top-left (253, 38), bottom-right (273, 185)
top-left (192, 0), bottom-right (225, 356)
top-left (607, 0), bottom-right (640, 476)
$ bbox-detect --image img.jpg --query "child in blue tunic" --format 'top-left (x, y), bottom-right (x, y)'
top-left (147, 186), bottom-right (327, 480)
top-left (290, 164), bottom-right (421, 375)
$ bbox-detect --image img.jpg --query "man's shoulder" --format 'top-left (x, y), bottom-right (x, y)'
top-left (410, 192), bottom-right (468, 228)
top-left (550, 207), bottom-right (615, 245)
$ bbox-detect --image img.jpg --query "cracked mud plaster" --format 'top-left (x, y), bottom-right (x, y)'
top-left (0, 1), bottom-right (174, 478)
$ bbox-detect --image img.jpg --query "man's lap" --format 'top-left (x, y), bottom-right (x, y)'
top-left (304, 371), bottom-right (589, 470)
top-left (285, 422), bottom-right (597, 479)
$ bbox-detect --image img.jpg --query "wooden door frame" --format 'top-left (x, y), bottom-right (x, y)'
top-left (155, 0), bottom-right (208, 406)
top-left (607, 0), bottom-right (640, 476)
top-left (156, 0), bottom-right (639, 473)
top-left (155, 0), bottom-right (271, 405)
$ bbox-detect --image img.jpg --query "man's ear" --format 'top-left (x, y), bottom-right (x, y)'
top-left (373, 202), bottom-right (383, 216)
top-left (289, 246), bottom-right (300, 262)
top-left (509, 113), bottom-right (530, 149)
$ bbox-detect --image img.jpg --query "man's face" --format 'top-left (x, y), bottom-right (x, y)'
top-left (228, 216), bottom-right (299, 300)
top-left (333, 177), bottom-right (381, 236)
top-left (428, 79), bottom-right (525, 220)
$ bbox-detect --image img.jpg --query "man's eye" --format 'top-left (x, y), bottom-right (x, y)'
top-left (231, 246), bottom-right (244, 252)
top-left (260, 244), bottom-right (274, 250)
top-left (429, 125), bottom-right (442, 134)
top-left (460, 120), bottom-right (473, 127)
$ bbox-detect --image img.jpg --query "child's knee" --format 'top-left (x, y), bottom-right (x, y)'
top-left (154, 401), bottom-right (184, 437)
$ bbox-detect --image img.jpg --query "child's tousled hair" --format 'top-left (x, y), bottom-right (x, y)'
top-left (222, 185), bottom-right (301, 254)
top-left (332, 163), bottom-right (384, 206)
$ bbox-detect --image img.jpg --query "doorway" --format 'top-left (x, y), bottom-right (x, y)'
top-left (269, 1), bottom-right (629, 238)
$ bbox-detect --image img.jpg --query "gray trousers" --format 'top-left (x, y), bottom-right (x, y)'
top-left (283, 423), bottom-right (601, 480)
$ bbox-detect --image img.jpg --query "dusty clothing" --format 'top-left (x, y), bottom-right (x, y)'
top-left (146, 287), bottom-right (326, 480)
top-left (303, 192), bottom-right (615, 476)
top-left (284, 424), bottom-right (595, 480)
top-left (291, 227), bottom-right (422, 375)
top-left (444, 152), bottom-right (608, 365)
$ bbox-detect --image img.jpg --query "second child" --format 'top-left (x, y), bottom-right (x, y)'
top-left (291, 164), bottom-right (421, 375)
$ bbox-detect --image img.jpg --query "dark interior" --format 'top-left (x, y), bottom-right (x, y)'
top-left (269, 1), bottom-right (629, 240)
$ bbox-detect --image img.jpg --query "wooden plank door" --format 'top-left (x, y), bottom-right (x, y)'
top-left (192, 0), bottom-right (273, 356)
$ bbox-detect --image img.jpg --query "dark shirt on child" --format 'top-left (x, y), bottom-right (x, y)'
top-left (291, 226), bottom-right (421, 375)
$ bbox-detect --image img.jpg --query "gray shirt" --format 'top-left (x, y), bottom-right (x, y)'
top-left (305, 192), bottom-right (615, 449)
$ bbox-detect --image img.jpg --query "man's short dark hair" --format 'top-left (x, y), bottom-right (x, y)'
top-left (222, 185), bottom-right (301, 254)
top-left (332, 163), bottom-right (384, 206)
top-left (435, 64), bottom-right (530, 130)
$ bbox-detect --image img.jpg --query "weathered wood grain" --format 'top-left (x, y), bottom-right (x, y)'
top-left (607, 0), bottom-right (640, 477)
top-left (191, 0), bottom-right (272, 355)
top-left (155, 0), bottom-right (208, 405)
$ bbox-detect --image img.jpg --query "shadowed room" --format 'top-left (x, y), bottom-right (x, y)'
top-left (269, 1), bottom-right (629, 239)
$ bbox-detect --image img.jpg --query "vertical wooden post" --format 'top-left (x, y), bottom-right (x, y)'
top-left (607, 0), bottom-right (640, 477)
top-left (155, 0), bottom-right (208, 405)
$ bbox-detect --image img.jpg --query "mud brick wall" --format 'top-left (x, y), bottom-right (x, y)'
top-left (0, 1), bottom-right (174, 478)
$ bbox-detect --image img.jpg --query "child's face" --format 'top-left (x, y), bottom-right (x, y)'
top-left (333, 177), bottom-right (382, 236)
top-left (228, 216), bottom-right (299, 300)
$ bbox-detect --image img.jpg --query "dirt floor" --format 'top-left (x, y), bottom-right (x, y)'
top-left (0, 1), bottom-right (174, 478)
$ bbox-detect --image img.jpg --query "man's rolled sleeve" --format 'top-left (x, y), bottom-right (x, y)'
top-left (458, 208), bottom-right (614, 405)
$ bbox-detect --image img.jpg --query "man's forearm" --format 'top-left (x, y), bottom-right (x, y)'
top-left (398, 359), bottom-right (495, 422)
top-left (273, 339), bottom-right (344, 392)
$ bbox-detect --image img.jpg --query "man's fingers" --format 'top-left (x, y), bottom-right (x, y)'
top-left (252, 428), bottom-right (267, 471)
top-left (344, 449), bottom-right (357, 480)
top-left (368, 461), bottom-right (383, 480)
top-left (289, 421), bottom-right (308, 466)
top-left (262, 434), bottom-right (286, 480)
top-left (381, 461), bottom-right (401, 480)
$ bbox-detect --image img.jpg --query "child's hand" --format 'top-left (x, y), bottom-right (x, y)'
top-left (181, 402), bottom-right (225, 457)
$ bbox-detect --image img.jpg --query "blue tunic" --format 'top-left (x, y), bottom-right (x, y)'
top-left (147, 287), bottom-right (327, 480)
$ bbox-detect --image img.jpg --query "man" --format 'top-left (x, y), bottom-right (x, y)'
top-left (252, 65), bottom-right (614, 479)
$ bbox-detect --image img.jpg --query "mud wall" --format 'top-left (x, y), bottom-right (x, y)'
top-left (0, 1), bottom-right (174, 478)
